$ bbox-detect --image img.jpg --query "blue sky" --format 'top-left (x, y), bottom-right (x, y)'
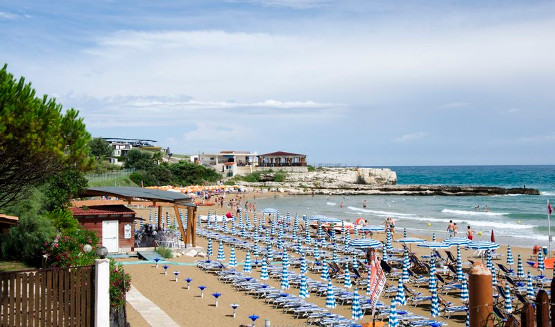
top-left (1, 0), bottom-right (554, 165)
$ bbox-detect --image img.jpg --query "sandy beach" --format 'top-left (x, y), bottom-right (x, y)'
top-left (121, 190), bottom-right (548, 327)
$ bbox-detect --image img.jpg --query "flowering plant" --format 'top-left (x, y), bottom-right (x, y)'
top-left (109, 259), bottom-right (131, 308)
top-left (42, 229), bottom-right (99, 267)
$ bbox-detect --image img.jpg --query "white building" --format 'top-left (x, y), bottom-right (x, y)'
top-left (194, 151), bottom-right (258, 177)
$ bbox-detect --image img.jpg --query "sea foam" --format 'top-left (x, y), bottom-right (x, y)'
top-left (441, 209), bottom-right (508, 216)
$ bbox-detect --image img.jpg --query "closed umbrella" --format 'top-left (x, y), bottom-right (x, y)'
top-left (517, 255), bottom-right (524, 279)
top-left (267, 245), bottom-right (274, 261)
top-left (207, 238), bottom-right (213, 258)
top-left (538, 250), bottom-right (545, 276)
top-left (526, 272), bottom-right (534, 299)
top-left (366, 270), bottom-right (372, 295)
top-left (229, 246), bottom-right (237, 267)
top-left (504, 282), bottom-right (513, 314)
top-left (253, 241), bottom-right (260, 258)
top-left (343, 268), bottom-right (352, 288)
top-left (260, 257), bottom-right (269, 280)
top-left (351, 288), bottom-right (363, 320)
top-left (223, 215), bottom-right (228, 233)
top-left (299, 272), bottom-right (309, 298)
top-left (332, 244), bottom-right (339, 263)
top-left (217, 241), bottom-right (225, 261)
top-left (396, 278), bottom-right (406, 306)
top-left (243, 251), bottom-right (252, 274)
top-left (382, 244), bottom-right (388, 262)
top-left (402, 250), bottom-right (410, 283)
top-left (491, 266), bottom-right (498, 286)
top-left (456, 247), bottom-right (464, 282)
top-left (313, 244), bottom-right (320, 260)
top-left (280, 264), bottom-right (289, 289)
top-left (282, 250), bottom-right (289, 268)
top-left (460, 279), bottom-right (469, 303)
top-left (486, 250), bottom-right (493, 271)
top-left (300, 253), bottom-right (308, 275)
top-left (506, 245), bottom-right (514, 270)
top-left (388, 299), bottom-right (398, 327)
top-left (326, 279), bottom-right (336, 308)
top-left (431, 287), bottom-right (440, 317)
top-left (321, 259), bottom-right (329, 280)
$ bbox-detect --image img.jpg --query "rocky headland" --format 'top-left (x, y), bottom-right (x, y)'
top-left (239, 167), bottom-right (540, 196)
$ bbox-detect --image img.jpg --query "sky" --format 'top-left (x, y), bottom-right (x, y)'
top-left (1, 0), bottom-right (555, 166)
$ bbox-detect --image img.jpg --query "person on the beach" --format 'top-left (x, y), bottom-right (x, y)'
top-left (453, 223), bottom-right (459, 237)
top-left (474, 205), bottom-right (480, 211)
top-left (339, 202), bottom-right (343, 208)
top-left (467, 226), bottom-right (474, 240)
top-left (447, 220), bottom-right (454, 237)
top-left (484, 206), bottom-right (489, 212)
top-left (363, 200), bottom-right (367, 208)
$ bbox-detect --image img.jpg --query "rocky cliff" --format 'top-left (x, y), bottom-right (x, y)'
top-left (284, 167), bottom-right (397, 186)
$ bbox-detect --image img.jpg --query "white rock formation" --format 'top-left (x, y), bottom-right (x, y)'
top-left (285, 167), bottom-right (397, 185)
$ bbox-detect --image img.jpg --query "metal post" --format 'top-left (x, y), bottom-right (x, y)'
top-left (468, 262), bottom-right (493, 327)
top-left (264, 319), bottom-right (270, 327)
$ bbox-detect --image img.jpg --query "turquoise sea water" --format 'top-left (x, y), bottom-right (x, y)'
top-left (254, 165), bottom-right (555, 247)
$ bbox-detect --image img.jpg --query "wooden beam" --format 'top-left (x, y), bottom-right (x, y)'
top-left (173, 205), bottom-right (187, 248)
top-left (157, 206), bottom-right (162, 230)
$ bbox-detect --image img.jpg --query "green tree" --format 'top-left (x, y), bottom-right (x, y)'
top-left (124, 149), bottom-right (155, 171)
top-left (88, 137), bottom-right (113, 159)
top-left (0, 64), bottom-right (92, 207)
top-left (41, 168), bottom-right (89, 211)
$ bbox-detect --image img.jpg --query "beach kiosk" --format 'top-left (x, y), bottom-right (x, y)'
top-left (73, 187), bottom-right (198, 252)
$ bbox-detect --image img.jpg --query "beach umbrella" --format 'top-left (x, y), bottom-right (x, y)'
top-left (248, 314), bottom-right (260, 327)
top-left (229, 246), bottom-right (237, 267)
top-left (149, 210), bottom-right (153, 223)
top-left (280, 264), bottom-right (290, 289)
top-left (253, 212), bottom-right (257, 228)
top-left (344, 232), bottom-right (351, 252)
top-left (223, 215), bottom-right (228, 233)
top-left (260, 257), bottom-right (269, 280)
top-left (299, 272), bottom-right (309, 298)
top-left (325, 279), bottom-right (336, 308)
top-left (431, 288), bottom-right (440, 317)
top-left (317, 221), bottom-right (323, 240)
top-left (461, 279), bottom-right (469, 303)
top-left (240, 223), bottom-right (246, 238)
top-left (388, 299), bottom-right (398, 327)
top-left (267, 245), bottom-right (274, 261)
top-left (296, 236), bottom-right (303, 254)
top-left (538, 250), bottom-right (545, 275)
top-left (382, 244), bottom-right (388, 262)
top-left (207, 238), bottom-right (213, 258)
top-left (332, 244), bottom-right (339, 263)
top-left (456, 247), bottom-right (464, 282)
top-left (506, 245), bottom-right (514, 269)
top-left (154, 210), bottom-right (158, 225)
top-left (491, 229), bottom-right (496, 243)
top-left (282, 250), bottom-right (290, 268)
top-left (352, 256), bottom-right (359, 271)
top-left (418, 241), bottom-right (450, 249)
top-left (351, 288), bottom-right (363, 320)
top-left (396, 278), bottom-right (406, 306)
top-left (465, 241), bottom-right (500, 251)
top-left (444, 237), bottom-right (471, 246)
top-left (504, 282), bottom-right (513, 314)
top-left (517, 255), bottom-right (524, 279)
top-left (343, 268), bottom-right (352, 288)
top-left (351, 239), bottom-right (382, 249)
top-left (231, 217), bottom-right (236, 235)
top-left (360, 225), bottom-right (385, 232)
top-left (321, 259), bottom-right (330, 280)
top-left (217, 241), bottom-right (225, 261)
top-left (428, 260), bottom-right (437, 291)
top-left (466, 310), bottom-right (470, 327)
top-left (253, 241), bottom-right (260, 258)
top-left (313, 244), bottom-right (321, 260)
top-left (486, 251), bottom-right (493, 271)
top-left (386, 229), bottom-right (393, 252)
top-left (402, 250), bottom-right (410, 283)
top-left (526, 272), bottom-right (534, 299)
top-left (366, 270), bottom-right (372, 295)
top-left (403, 228), bottom-right (407, 238)
top-left (300, 253), bottom-right (308, 275)
top-left (396, 237), bottom-right (425, 245)
top-left (491, 266), bottom-right (497, 286)
top-left (243, 251), bottom-right (252, 273)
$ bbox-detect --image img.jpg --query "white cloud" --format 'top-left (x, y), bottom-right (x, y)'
top-left (518, 133), bottom-right (555, 144)
top-left (443, 102), bottom-right (469, 109)
top-left (393, 132), bottom-right (427, 143)
top-left (0, 11), bottom-right (19, 19)
top-left (227, 0), bottom-right (331, 9)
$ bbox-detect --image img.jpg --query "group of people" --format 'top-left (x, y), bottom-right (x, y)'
top-left (447, 220), bottom-right (475, 240)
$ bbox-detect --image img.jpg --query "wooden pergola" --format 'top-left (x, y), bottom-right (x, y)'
top-left (78, 187), bottom-right (198, 247)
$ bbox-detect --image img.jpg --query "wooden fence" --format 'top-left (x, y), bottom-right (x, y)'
top-left (1, 265), bottom-right (95, 327)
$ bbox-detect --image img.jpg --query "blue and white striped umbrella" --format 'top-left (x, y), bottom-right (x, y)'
top-left (466, 241), bottom-right (500, 251)
top-left (166, 212), bottom-right (170, 228)
top-left (486, 251), bottom-right (493, 271)
top-left (351, 288), bottom-right (363, 320)
top-left (223, 215), bottom-right (228, 233)
top-left (428, 264), bottom-right (437, 292)
top-left (386, 229), bottom-right (393, 252)
top-left (313, 244), bottom-right (321, 260)
top-left (321, 259), bottom-right (329, 280)
top-left (456, 247), bottom-right (464, 282)
top-left (154, 210), bottom-right (158, 225)
top-left (491, 266), bottom-right (497, 286)
top-left (382, 244), bottom-right (388, 261)
top-left (444, 237), bottom-right (471, 246)
top-left (139, 218), bottom-right (144, 228)
top-left (299, 272), bottom-right (309, 298)
top-left (217, 241), bottom-right (225, 261)
top-left (461, 279), bottom-right (469, 303)
top-left (431, 288), bottom-right (440, 317)
top-left (396, 278), bottom-right (406, 306)
top-left (304, 219), bottom-right (312, 244)
top-left (282, 250), bottom-right (290, 268)
top-left (280, 264), bottom-right (289, 289)
top-left (229, 246), bottom-right (237, 267)
top-left (300, 254), bottom-right (308, 275)
top-left (197, 210), bottom-right (202, 227)
top-left (317, 221), bottom-right (324, 240)
top-left (326, 279), bottom-right (336, 308)
top-left (207, 238), bottom-right (213, 257)
top-left (352, 256), bottom-right (359, 271)
top-left (343, 268), bottom-right (352, 288)
top-left (332, 244), bottom-right (339, 263)
top-left (296, 236), bottom-right (303, 254)
top-left (466, 311), bottom-right (470, 327)
top-left (506, 245), bottom-right (514, 267)
top-left (253, 212), bottom-right (257, 227)
top-left (231, 217), bottom-right (236, 235)
top-left (253, 241), bottom-right (260, 258)
top-left (402, 250), bottom-right (410, 283)
top-left (351, 239), bottom-right (382, 249)
top-left (396, 237), bottom-right (425, 245)
top-left (243, 251), bottom-right (252, 273)
top-left (517, 255), bottom-right (524, 279)
top-left (389, 299), bottom-right (398, 327)
top-left (240, 224), bottom-right (246, 238)
top-left (344, 232), bottom-right (351, 252)
top-left (260, 257), bottom-right (269, 280)
top-left (526, 272), bottom-right (534, 299)
top-left (504, 282), bottom-right (513, 314)
top-left (149, 210), bottom-right (153, 223)
top-left (359, 225), bottom-right (385, 232)
top-left (418, 241), bottom-right (450, 249)
top-left (341, 220), bottom-right (346, 237)
top-left (538, 250), bottom-right (545, 273)
top-left (267, 245), bottom-right (274, 261)
top-left (366, 270), bottom-right (372, 295)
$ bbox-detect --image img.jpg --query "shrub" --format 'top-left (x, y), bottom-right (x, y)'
top-left (307, 165), bottom-right (316, 172)
top-left (273, 171), bottom-right (287, 182)
top-left (109, 259), bottom-right (131, 308)
top-left (42, 228), bottom-right (99, 267)
top-left (155, 247), bottom-right (173, 259)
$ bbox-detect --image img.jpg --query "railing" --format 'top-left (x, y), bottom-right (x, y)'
top-left (0, 265), bottom-right (95, 326)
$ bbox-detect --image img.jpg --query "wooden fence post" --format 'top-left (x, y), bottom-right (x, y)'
top-left (469, 262), bottom-right (493, 327)
top-left (536, 289), bottom-right (549, 327)
top-left (521, 303), bottom-right (535, 327)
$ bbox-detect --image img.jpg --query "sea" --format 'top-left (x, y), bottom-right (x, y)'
top-left (254, 165), bottom-right (555, 247)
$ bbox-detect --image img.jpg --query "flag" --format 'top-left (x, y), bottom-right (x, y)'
top-left (549, 200), bottom-right (553, 215)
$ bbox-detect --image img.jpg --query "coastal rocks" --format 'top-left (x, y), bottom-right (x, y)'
top-left (285, 167), bottom-right (397, 186)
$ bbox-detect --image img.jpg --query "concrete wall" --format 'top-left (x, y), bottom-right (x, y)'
top-left (255, 166), bottom-right (308, 173)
